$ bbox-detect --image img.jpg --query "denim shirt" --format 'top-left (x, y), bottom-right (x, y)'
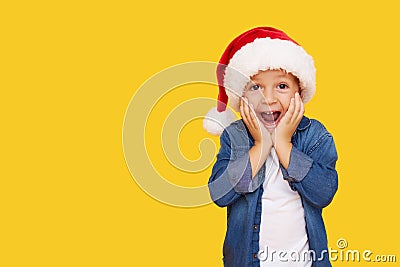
top-left (208, 116), bottom-right (338, 267)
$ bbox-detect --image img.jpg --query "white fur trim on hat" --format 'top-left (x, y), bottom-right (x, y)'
top-left (224, 37), bottom-right (316, 111)
top-left (203, 107), bottom-right (236, 136)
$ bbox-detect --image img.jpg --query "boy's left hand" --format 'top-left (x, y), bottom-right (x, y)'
top-left (274, 92), bottom-right (304, 144)
top-left (273, 92), bottom-right (304, 168)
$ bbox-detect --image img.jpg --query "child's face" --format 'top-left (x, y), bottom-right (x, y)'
top-left (242, 69), bottom-right (300, 131)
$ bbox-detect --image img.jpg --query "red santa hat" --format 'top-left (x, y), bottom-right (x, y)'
top-left (203, 26), bottom-right (316, 135)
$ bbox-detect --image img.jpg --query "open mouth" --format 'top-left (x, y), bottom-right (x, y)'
top-left (260, 111), bottom-right (281, 127)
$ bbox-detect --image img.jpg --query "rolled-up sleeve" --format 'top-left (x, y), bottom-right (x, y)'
top-left (208, 128), bottom-right (262, 206)
top-left (226, 154), bottom-right (253, 192)
top-left (280, 132), bottom-right (338, 209)
top-left (286, 146), bottom-right (314, 182)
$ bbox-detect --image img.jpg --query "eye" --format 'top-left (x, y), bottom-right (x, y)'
top-left (277, 83), bottom-right (289, 90)
top-left (249, 84), bottom-right (261, 91)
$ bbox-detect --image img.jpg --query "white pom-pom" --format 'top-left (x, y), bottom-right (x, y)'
top-left (203, 107), bottom-right (237, 136)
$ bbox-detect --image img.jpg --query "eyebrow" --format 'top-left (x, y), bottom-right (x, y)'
top-left (251, 74), bottom-right (293, 83)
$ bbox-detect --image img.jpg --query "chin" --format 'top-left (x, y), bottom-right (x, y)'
top-left (260, 117), bottom-right (282, 132)
top-left (259, 122), bottom-right (274, 133)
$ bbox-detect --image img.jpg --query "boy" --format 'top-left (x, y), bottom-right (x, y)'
top-left (204, 27), bottom-right (338, 267)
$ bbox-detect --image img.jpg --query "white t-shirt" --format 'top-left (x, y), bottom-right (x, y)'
top-left (258, 148), bottom-right (312, 267)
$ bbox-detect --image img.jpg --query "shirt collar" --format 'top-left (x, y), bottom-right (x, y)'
top-left (297, 116), bottom-right (311, 131)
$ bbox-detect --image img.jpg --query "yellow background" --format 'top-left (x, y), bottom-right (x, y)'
top-left (1, 0), bottom-right (399, 266)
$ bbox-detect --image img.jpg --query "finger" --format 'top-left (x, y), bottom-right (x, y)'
top-left (293, 94), bottom-right (305, 125)
top-left (241, 97), bottom-right (253, 129)
top-left (283, 97), bottom-right (295, 123)
top-left (240, 98), bottom-right (249, 125)
top-left (248, 104), bottom-right (260, 130)
top-left (244, 98), bottom-right (257, 130)
top-left (291, 92), bottom-right (301, 124)
top-left (298, 96), bottom-right (305, 120)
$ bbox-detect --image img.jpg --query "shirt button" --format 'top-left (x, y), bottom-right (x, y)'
top-left (253, 253), bottom-right (258, 259)
top-left (253, 224), bottom-right (258, 230)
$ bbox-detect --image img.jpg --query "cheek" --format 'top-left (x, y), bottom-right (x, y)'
top-left (279, 95), bottom-right (294, 111)
top-left (279, 86), bottom-right (299, 111)
top-left (243, 92), bottom-right (263, 107)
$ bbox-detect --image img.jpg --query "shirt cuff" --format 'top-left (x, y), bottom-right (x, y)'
top-left (226, 154), bottom-right (254, 193)
top-left (282, 146), bottom-right (313, 182)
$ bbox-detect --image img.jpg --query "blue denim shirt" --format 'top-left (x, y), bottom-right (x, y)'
top-left (208, 116), bottom-right (338, 267)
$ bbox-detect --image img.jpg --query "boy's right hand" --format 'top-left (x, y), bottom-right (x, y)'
top-left (240, 97), bottom-right (273, 149)
top-left (240, 97), bottom-right (273, 178)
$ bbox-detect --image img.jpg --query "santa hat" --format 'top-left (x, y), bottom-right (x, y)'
top-left (203, 26), bottom-right (316, 135)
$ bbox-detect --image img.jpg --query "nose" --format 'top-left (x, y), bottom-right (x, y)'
top-left (262, 88), bottom-right (277, 105)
